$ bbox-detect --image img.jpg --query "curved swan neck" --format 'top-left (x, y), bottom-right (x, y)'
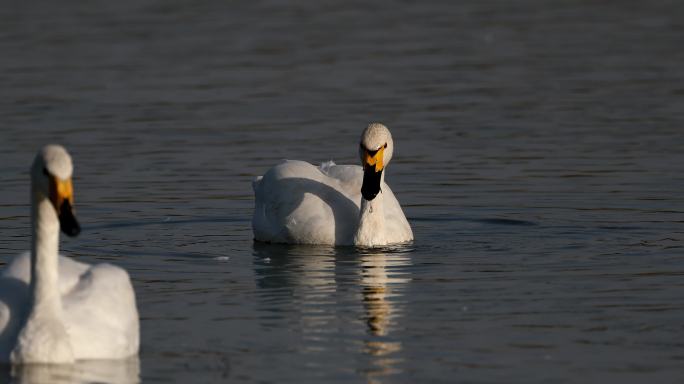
top-left (354, 192), bottom-right (387, 247)
top-left (30, 191), bottom-right (62, 312)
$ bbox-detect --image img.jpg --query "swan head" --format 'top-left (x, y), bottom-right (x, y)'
top-left (31, 145), bottom-right (81, 237)
top-left (359, 123), bottom-right (394, 201)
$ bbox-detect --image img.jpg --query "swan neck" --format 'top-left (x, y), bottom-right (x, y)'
top-left (30, 190), bottom-right (62, 312)
top-left (354, 193), bottom-right (387, 247)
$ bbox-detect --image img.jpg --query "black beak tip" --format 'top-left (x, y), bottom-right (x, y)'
top-left (63, 222), bottom-right (81, 237)
top-left (361, 189), bottom-right (379, 201)
top-left (58, 201), bottom-right (81, 237)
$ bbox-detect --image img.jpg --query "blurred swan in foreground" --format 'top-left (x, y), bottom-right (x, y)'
top-left (252, 123), bottom-right (413, 247)
top-left (0, 145), bottom-right (139, 364)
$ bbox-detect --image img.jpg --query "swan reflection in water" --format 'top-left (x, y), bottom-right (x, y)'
top-left (253, 242), bottom-right (412, 382)
top-left (253, 243), bottom-right (339, 334)
top-left (358, 246), bottom-right (412, 383)
top-left (0, 357), bottom-right (140, 384)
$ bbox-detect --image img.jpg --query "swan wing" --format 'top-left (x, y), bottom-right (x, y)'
top-left (0, 253), bottom-right (138, 360)
top-left (318, 161), bottom-right (363, 196)
top-left (63, 263), bottom-right (139, 360)
top-left (0, 252), bottom-right (89, 362)
top-left (0, 272), bottom-right (29, 362)
top-left (1, 252), bottom-right (90, 294)
top-left (253, 160), bottom-right (360, 245)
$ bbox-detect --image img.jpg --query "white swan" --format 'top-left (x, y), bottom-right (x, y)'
top-left (0, 145), bottom-right (139, 364)
top-left (252, 123), bottom-right (413, 247)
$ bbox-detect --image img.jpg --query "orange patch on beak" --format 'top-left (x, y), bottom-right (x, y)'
top-left (363, 146), bottom-right (385, 173)
top-left (50, 177), bottom-right (74, 209)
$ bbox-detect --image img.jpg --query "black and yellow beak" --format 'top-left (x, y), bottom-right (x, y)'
top-left (361, 146), bottom-right (385, 201)
top-left (49, 177), bottom-right (81, 237)
top-left (363, 146), bottom-right (385, 173)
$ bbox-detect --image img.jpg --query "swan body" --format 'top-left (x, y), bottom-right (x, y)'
top-left (252, 123), bottom-right (413, 247)
top-left (0, 145), bottom-right (139, 364)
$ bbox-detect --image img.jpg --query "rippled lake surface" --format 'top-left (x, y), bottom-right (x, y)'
top-left (1, 0), bottom-right (684, 382)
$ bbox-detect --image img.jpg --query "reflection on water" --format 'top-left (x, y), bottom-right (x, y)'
top-left (253, 243), bottom-right (340, 353)
top-left (359, 249), bottom-right (412, 337)
top-left (253, 243), bottom-right (338, 291)
top-left (1, 358), bottom-right (140, 384)
top-left (361, 252), bottom-right (391, 336)
top-left (359, 248), bottom-right (411, 383)
top-left (253, 243), bottom-right (413, 382)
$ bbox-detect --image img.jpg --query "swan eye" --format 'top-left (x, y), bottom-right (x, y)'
top-left (384, 143), bottom-right (387, 149)
top-left (43, 167), bottom-right (50, 176)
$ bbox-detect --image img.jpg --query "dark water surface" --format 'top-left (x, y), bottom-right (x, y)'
top-left (1, 0), bottom-right (684, 382)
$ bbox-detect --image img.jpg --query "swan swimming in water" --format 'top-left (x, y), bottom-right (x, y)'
top-left (0, 145), bottom-right (139, 364)
top-left (252, 123), bottom-right (413, 247)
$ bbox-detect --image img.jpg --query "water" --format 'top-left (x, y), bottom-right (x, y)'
top-left (1, 0), bottom-right (684, 382)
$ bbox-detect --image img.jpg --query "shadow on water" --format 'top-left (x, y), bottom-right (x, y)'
top-left (252, 242), bottom-right (413, 381)
top-left (85, 217), bottom-right (248, 232)
top-left (411, 216), bottom-right (538, 226)
top-left (0, 358), bottom-right (140, 384)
